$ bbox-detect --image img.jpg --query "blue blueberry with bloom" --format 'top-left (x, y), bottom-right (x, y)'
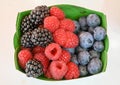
top-left (73, 20), bottom-right (81, 34)
top-left (79, 17), bottom-right (88, 31)
top-left (79, 32), bottom-right (94, 49)
top-left (78, 50), bottom-right (90, 66)
top-left (71, 54), bottom-right (79, 65)
top-left (93, 41), bottom-right (104, 52)
top-left (93, 26), bottom-right (106, 41)
top-left (89, 50), bottom-right (100, 59)
top-left (87, 58), bottom-right (102, 74)
top-left (78, 65), bottom-right (88, 77)
top-left (87, 14), bottom-right (100, 27)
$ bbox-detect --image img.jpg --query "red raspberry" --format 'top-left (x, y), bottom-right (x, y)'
top-left (64, 31), bottom-right (79, 48)
top-left (50, 61), bottom-right (68, 80)
top-left (44, 16), bottom-right (60, 33)
top-left (32, 46), bottom-right (45, 54)
top-left (45, 66), bottom-right (53, 79)
top-left (64, 62), bottom-right (80, 80)
top-left (60, 19), bottom-right (75, 32)
top-left (34, 53), bottom-right (49, 73)
top-left (58, 50), bottom-right (71, 64)
top-left (53, 29), bottom-right (67, 46)
top-left (18, 49), bottom-right (32, 69)
top-left (45, 43), bottom-right (62, 60)
top-left (50, 6), bottom-right (65, 20)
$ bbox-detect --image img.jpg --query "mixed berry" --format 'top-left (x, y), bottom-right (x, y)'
top-left (18, 5), bottom-right (106, 80)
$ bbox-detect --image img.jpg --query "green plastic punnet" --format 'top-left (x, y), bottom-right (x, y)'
top-left (13, 4), bottom-right (109, 80)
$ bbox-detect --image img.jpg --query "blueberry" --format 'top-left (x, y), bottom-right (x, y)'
top-left (75, 46), bottom-right (85, 54)
top-left (93, 26), bottom-right (106, 41)
top-left (79, 17), bottom-right (88, 31)
top-left (87, 14), bottom-right (100, 27)
top-left (79, 32), bottom-right (94, 49)
top-left (87, 58), bottom-right (102, 74)
top-left (93, 41), bottom-right (104, 52)
top-left (78, 65), bottom-right (88, 77)
top-left (73, 20), bottom-right (80, 34)
top-left (71, 54), bottom-right (79, 65)
top-left (89, 50), bottom-right (100, 59)
top-left (64, 48), bottom-right (75, 54)
top-left (88, 27), bottom-right (94, 34)
top-left (78, 50), bottom-right (90, 65)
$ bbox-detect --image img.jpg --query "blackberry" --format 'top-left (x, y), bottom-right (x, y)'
top-left (25, 59), bottom-right (43, 78)
top-left (21, 16), bottom-right (35, 34)
top-left (29, 5), bottom-right (49, 27)
top-left (21, 31), bottom-right (34, 48)
top-left (31, 28), bottom-right (53, 47)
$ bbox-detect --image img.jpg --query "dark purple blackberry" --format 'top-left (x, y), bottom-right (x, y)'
top-left (25, 59), bottom-right (43, 78)
top-left (21, 16), bottom-right (35, 34)
top-left (21, 31), bottom-right (34, 48)
top-left (29, 5), bottom-right (49, 27)
top-left (31, 28), bottom-right (53, 47)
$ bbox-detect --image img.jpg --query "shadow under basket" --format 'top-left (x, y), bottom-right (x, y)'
top-left (13, 4), bottom-right (109, 81)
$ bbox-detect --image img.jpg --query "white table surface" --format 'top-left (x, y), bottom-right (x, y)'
top-left (0, 0), bottom-right (120, 85)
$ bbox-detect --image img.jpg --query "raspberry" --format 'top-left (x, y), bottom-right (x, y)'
top-left (54, 29), bottom-right (78, 48)
top-left (32, 46), bottom-right (45, 54)
top-left (44, 16), bottom-right (60, 33)
top-left (58, 50), bottom-right (71, 64)
top-left (34, 53), bottom-right (49, 73)
top-left (65, 62), bottom-right (80, 80)
top-left (53, 29), bottom-right (67, 46)
top-left (60, 19), bottom-right (75, 32)
top-left (18, 49), bottom-right (32, 69)
top-left (45, 66), bottom-right (52, 79)
top-left (45, 43), bottom-right (62, 60)
top-left (64, 31), bottom-right (79, 48)
top-left (50, 61), bottom-right (68, 80)
top-left (50, 6), bottom-right (65, 20)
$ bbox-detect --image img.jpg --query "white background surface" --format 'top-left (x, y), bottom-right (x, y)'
top-left (0, 0), bottom-right (120, 85)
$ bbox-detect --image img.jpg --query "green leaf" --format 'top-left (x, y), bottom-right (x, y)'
top-left (13, 4), bottom-right (109, 80)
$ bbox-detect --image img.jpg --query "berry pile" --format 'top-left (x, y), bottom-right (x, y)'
top-left (18, 5), bottom-right (106, 80)
top-left (72, 14), bottom-right (106, 77)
